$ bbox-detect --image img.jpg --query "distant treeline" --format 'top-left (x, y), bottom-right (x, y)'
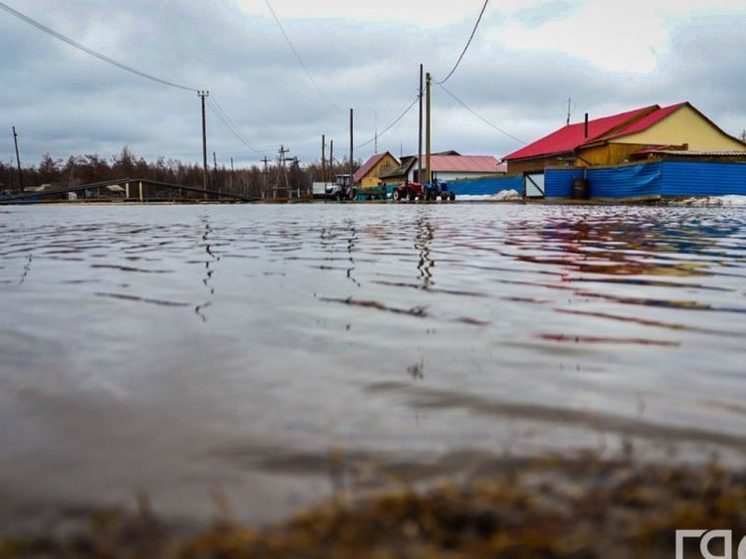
top-left (0, 147), bottom-right (360, 198)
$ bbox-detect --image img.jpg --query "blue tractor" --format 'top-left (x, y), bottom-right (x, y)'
top-left (424, 180), bottom-right (456, 201)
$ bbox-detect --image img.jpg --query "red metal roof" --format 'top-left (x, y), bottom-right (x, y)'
top-left (428, 155), bottom-right (503, 173)
top-left (354, 152), bottom-right (396, 183)
top-left (595, 103), bottom-right (687, 142)
top-left (503, 105), bottom-right (664, 161)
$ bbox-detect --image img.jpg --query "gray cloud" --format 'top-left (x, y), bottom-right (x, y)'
top-left (1, 0), bottom-right (745, 170)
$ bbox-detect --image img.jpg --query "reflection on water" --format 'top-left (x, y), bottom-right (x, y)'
top-left (0, 204), bottom-right (745, 527)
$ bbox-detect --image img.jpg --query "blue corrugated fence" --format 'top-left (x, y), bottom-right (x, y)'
top-left (544, 161), bottom-right (746, 199)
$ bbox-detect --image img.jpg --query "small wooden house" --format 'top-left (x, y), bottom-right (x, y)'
top-left (353, 152), bottom-right (399, 188)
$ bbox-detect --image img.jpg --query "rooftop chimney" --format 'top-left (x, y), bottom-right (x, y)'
top-left (584, 113), bottom-right (589, 138)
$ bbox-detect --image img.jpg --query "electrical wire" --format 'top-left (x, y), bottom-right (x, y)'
top-left (437, 83), bottom-right (525, 145)
top-left (435, 0), bottom-right (489, 85)
top-left (207, 97), bottom-right (266, 157)
top-left (207, 97), bottom-right (266, 158)
top-left (355, 96), bottom-right (419, 150)
top-left (0, 1), bottom-right (198, 92)
top-left (263, 0), bottom-right (341, 112)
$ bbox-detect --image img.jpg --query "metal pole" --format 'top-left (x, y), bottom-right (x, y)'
top-left (199, 91), bottom-right (209, 199)
top-left (12, 126), bottom-right (24, 191)
top-left (425, 72), bottom-right (432, 186)
top-left (418, 64), bottom-right (423, 184)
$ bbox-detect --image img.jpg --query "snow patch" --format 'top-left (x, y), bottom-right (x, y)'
top-left (673, 195), bottom-right (746, 207)
top-left (458, 190), bottom-right (522, 202)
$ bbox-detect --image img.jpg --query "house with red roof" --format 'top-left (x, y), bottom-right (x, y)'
top-left (353, 152), bottom-right (399, 188)
top-left (377, 151), bottom-right (505, 185)
top-left (504, 102), bottom-right (746, 176)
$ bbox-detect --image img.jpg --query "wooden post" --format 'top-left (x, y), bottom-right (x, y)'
top-left (125, 182), bottom-right (130, 199)
top-left (425, 72), bottom-right (432, 186)
top-left (139, 181), bottom-right (144, 202)
top-left (12, 126), bottom-right (24, 191)
top-left (418, 64), bottom-right (423, 184)
top-left (199, 91), bottom-right (209, 200)
top-left (349, 109), bottom-right (354, 189)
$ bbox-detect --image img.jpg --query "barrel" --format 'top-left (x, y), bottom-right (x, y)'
top-left (572, 178), bottom-right (589, 200)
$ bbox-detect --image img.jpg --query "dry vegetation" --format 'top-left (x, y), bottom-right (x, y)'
top-left (2, 454), bottom-right (745, 559)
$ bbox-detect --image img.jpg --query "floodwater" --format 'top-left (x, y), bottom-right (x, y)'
top-left (1, 203), bottom-right (745, 530)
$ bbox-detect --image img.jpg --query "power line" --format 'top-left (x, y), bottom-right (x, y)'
top-left (263, 0), bottom-right (341, 112)
top-left (437, 83), bottom-right (525, 145)
top-left (355, 96), bottom-right (419, 150)
top-left (207, 96), bottom-right (266, 158)
top-left (435, 0), bottom-right (490, 85)
top-left (0, 1), bottom-right (198, 92)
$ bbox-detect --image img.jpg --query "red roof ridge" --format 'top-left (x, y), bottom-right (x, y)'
top-left (504, 104), bottom-right (660, 161)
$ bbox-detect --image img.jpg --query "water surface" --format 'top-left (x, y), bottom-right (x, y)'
top-left (1, 203), bottom-right (745, 528)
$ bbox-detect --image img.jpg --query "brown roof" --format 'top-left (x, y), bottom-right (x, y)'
top-left (353, 152), bottom-right (398, 182)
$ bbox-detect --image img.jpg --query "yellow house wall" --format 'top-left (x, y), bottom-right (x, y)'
top-left (578, 144), bottom-right (652, 167)
top-left (612, 105), bottom-right (746, 151)
top-left (359, 154), bottom-right (399, 188)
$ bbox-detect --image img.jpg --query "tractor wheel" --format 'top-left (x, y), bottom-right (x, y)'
top-left (450, 192), bottom-right (456, 201)
top-left (393, 190), bottom-right (401, 201)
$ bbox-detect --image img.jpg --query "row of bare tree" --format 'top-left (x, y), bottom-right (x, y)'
top-left (0, 147), bottom-right (360, 199)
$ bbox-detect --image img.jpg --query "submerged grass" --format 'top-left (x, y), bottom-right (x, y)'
top-left (2, 455), bottom-right (746, 558)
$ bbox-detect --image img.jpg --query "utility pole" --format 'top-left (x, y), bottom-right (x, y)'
top-left (425, 72), bottom-right (432, 186)
top-left (418, 64), bottom-right (423, 184)
top-left (230, 157), bottom-right (234, 192)
top-left (321, 134), bottom-right (326, 183)
top-left (566, 97), bottom-right (572, 126)
top-left (276, 145), bottom-right (290, 199)
top-left (349, 108), bottom-right (354, 189)
top-left (198, 90), bottom-right (209, 199)
top-left (12, 126), bottom-right (24, 191)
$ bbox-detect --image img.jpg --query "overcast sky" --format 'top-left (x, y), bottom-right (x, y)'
top-left (2, 0), bottom-right (745, 169)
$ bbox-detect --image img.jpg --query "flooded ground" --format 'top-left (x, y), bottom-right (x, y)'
top-left (1, 203), bottom-right (745, 532)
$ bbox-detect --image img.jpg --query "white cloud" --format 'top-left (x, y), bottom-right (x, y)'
top-left (491, 0), bottom-right (746, 74)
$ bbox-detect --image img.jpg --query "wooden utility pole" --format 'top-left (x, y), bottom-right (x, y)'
top-left (566, 97), bottom-right (572, 126)
top-left (321, 135), bottom-right (326, 183)
top-left (349, 109), bottom-right (354, 188)
top-left (418, 64), bottom-right (423, 184)
top-left (425, 72), bottom-right (432, 186)
top-left (12, 126), bottom-right (23, 191)
top-left (198, 90), bottom-right (209, 199)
